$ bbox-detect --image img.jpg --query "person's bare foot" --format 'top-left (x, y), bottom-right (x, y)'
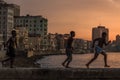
top-left (86, 64), bottom-right (89, 68)
top-left (104, 65), bottom-right (110, 68)
top-left (65, 66), bottom-right (71, 68)
top-left (62, 63), bottom-right (65, 67)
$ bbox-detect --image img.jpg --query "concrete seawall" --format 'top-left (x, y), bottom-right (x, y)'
top-left (0, 68), bottom-right (120, 80)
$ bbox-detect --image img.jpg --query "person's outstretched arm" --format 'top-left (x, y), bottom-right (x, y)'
top-left (104, 40), bottom-right (111, 46)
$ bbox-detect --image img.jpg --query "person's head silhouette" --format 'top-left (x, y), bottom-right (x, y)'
top-left (102, 32), bottom-right (107, 38)
top-left (11, 30), bottom-right (16, 37)
top-left (70, 31), bottom-right (75, 37)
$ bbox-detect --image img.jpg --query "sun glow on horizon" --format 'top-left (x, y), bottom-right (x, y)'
top-left (5, 0), bottom-right (120, 41)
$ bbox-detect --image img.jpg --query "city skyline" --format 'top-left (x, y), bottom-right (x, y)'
top-left (5, 0), bottom-right (120, 40)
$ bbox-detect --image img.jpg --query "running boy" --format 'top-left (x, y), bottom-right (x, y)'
top-left (62, 31), bottom-right (75, 68)
top-left (86, 32), bottom-right (111, 68)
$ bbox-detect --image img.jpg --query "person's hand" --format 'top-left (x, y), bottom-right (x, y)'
top-left (108, 40), bottom-right (111, 44)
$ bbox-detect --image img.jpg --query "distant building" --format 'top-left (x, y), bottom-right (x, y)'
top-left (47, 33), bottom-right (56, 50)
top-left (15, 27), bottom-right (28, 50)
top-left (87, 40), bottom-right (92, 50)
top-left (55, 34), bottom-right (64, 50)
top-left (92, 25), bottom-right (109, 41)
top-left (116, 34), bottom-right (120, 44)
top-left (73, 38), bottom-right (92, 53)
top-left (105, 35), bottom-right (120, 52)
top-left (87, 40), bottom-right (92, 52)
top-left (28, 36), bottom-right (41, 51)
top-left (74, 39), bottom-right (87, 50)
top-left (113, 34), bottom-right (120, 51)
top-left (0, 0), bottom-right (20, 42)
top-left (47, 33), bottom-right (69, 51)
top-left (14, 14), bottom-right (48, 50)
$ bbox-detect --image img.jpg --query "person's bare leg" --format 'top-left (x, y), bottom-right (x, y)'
top-left (10, 57), bottom-right (15, 68)
top-left (101, 52), bottom-right (110, 67)
top-left (62, 57), bottom-right (69, 67)
top-left (65, 56), bottom-right (72, 68)
top-left (86, 53), bottom-right (99, 68)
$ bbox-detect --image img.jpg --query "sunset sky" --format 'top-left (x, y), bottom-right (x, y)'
top-left (5, 0), bottom-right (120, 40)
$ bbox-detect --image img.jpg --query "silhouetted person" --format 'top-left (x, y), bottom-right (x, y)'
top-left (2, 30), bottom-right (17, 68)
top-left (62, 31), bottom-right (75, 68)
top-left (86, 32), bottom-right (111, 68)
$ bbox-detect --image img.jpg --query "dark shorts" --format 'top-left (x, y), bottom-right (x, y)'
top-left (66, 48), bottom-right (72, 57)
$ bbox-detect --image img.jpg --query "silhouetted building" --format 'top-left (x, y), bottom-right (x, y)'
top-left (73, 38), bottom-right (92, 53)
top-left (114, 34), bottom-right (120, 51)
top-left (55, 34), bottom-right (64, 50)
top-left (47, 33), bottom-right (69, 51)
top-left (14, 14), bottom-right (48, 50)
top-left (116, 34), bottom-right (120, 44)
top-left (92, 25), bottom-right (109, 41)
top-left (106, 35), bottom-right (120, 52)
top-left (0, 0), bottom-right (20, 42)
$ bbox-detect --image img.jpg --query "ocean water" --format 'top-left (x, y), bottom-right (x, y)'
top-left (37, 53), bottom-right (120, 68)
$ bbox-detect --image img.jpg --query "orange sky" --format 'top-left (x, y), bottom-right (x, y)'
top-left (5, 0), bottom-right (120, 40)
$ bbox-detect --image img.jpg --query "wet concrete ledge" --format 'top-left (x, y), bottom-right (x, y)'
top-left (0, 68), bottom-right (120, 80)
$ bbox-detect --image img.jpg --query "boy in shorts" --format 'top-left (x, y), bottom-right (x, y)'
top-left (86, 32), bottom-right (111, 68)
top-left (62, 31), bottom-right (75, 68)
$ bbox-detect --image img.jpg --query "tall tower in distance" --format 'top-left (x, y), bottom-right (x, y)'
top-left (92, 25), bottom-right (109, 41)
top-left (0, 0), bottom-right (20, 42)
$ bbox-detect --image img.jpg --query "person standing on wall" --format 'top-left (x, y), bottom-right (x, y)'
top-left (2, 30), bottom-right (17, 68)
top-left (62, 31), bottom-right (75, 68)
